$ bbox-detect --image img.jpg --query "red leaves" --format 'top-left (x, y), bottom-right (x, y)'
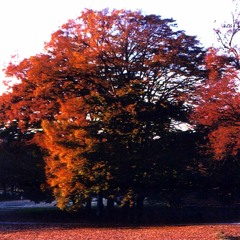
top-left (192, 48), bottom-right (240, 160)
top-left (0, 9), bottom-right (206, 209)
top-left (1, 225), bottom-right (240, 240)
top-left (209, 126), bottom-right (240, 160)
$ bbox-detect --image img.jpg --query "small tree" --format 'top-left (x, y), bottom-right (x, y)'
top-left (192, 1), bottom-right (240, 161)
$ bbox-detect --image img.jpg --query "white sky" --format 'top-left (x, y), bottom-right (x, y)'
top-left (0, 0), bottom-right (234, 94)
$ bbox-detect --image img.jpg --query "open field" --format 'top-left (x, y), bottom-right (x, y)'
top-left (0, 200), bottom-right (240, 239)
top-left (0, 223), bottom-right (240, 239)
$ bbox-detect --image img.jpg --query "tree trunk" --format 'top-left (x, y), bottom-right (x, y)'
top-left (11, 185), bottom-right (14, 197)
top-left (84, 198), bottom-right (92, 218)
top-left (2, 183), bottom-right (7, 199)
top-left (136, 195), bottom-right (145, 223)
top-left (85, 198), bottom-right (92, 210)
top-left (106, 197), bottom-right (115, 220)
top-left (97, 194), bottom-right (104, 219)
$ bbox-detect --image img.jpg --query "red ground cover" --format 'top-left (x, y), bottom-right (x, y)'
top-left (0, 224), bottom-right (240, 239)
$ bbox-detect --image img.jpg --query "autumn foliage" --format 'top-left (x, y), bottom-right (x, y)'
top-left (1, 224), bottom-right (240, 240)
top-left (192, 48), bottom-right (240, 160)
top-left (2, 9), bottom-right (229, 211)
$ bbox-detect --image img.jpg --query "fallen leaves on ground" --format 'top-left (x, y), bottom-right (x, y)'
top-left (0, 224), bottom-right (240, 240)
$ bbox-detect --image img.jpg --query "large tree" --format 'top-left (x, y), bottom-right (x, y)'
top-left (1, 9), bottom-right (206, 210)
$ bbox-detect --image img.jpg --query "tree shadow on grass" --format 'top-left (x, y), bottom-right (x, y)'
top-left (223, 237), bottom-right (240, 240)
top-left (218, 234), bottom-right (240, 240)
top-left (1, 205), bottom-right (240, 232)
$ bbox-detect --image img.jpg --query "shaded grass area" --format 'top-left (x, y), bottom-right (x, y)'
top-left (0, 205), bottom-right (240, 227)
top-left (0, 207), bottom-right (240, 239)
top-left (0, 207), bottom-right (81, 224)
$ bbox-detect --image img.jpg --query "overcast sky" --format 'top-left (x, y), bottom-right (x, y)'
top-left (0, 0), bottom-right (234, 94)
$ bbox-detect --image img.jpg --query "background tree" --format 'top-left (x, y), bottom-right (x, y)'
top-left (0, 121), bottom-right (51, 201)
top-left (192, 1), bottom-right (240, 161)
top-left (214, 0), bottom-right (240, 69)
top-left (1, 9), bottom-right (206, 210)
top-left (188, 1), bottom-right (240, 204)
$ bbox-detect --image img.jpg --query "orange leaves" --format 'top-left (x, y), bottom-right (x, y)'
top-left (58, 98), bottom-right (88, 126)
top-left (2, 224), bottom-right (240, 240)
top-left (0, 9), bottom-right (207, 209)
top-left (39, 97), bottom-right (99, 210)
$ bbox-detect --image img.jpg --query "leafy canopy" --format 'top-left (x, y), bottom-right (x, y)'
top-left (1, 9), bottom-right (205, 210)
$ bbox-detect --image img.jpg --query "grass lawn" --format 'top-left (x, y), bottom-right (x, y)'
top-left (0, 203), bottom-right (240, 239)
